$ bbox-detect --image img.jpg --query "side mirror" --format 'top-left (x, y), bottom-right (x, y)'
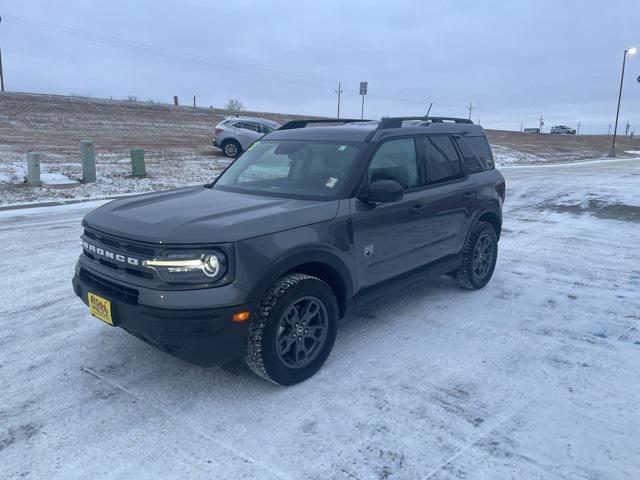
top-left (361, 179), bottom-right (404, 203)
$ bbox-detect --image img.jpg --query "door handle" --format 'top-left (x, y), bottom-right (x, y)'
top-left (410, 203), bottom-right (426, 215)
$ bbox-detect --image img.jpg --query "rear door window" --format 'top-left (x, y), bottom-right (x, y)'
top-left (465, 136), bottom-right (494, 169)
top-left (242, 122), bottom-right (261, 133)
top-left (419, 136), bottom-right (464, 184)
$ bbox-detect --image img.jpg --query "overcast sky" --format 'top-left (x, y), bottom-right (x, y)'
top-left (1, 0), bottom-right (639, 133)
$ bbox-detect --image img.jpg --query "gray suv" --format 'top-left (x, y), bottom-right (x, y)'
top-left (73, 117), bottom-right (505, 385)
top-left (213, 116), bottom-right (280, 157)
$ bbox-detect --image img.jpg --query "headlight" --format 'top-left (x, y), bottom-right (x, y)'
top-left (201, 254), bottom-right (220, 277)
top-left (143, 250), bottom-right (228, 284)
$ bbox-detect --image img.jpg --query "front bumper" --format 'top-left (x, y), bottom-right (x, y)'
top-left (73, 269), bottom-right (256, 367)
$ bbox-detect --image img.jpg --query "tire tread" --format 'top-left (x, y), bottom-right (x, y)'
top-left (245, 273), bottom-right (329, 384)
top-left (456, 221), bottom-right (496, 290)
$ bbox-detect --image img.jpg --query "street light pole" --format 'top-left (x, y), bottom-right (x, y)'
top-left (609, 47), bottom-right (637, 157)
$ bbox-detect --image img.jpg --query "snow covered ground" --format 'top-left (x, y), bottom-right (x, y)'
top-left (1, 159), bottom-right (639, 479)
top-left (0, 145), bottom-right (231, 206)
top-left (0, 144), bottom-right (624, 207)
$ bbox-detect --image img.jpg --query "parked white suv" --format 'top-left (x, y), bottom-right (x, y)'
top-left (213, 117), bottom-right (280, 157)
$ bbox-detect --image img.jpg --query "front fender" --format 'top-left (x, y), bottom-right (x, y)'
top-left (245, 244), bottom-right (354, 303)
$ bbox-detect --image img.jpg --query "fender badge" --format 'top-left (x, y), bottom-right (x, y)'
top-left (364, 244), bottom-right (374, 258)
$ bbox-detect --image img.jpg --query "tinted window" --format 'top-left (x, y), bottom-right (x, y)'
top-left (215, 140), bottom-right (361, 199)
top-left (261, 124), bottom-right (276, 134)
top-left (368, 138), bottom-right (419, 189)
top-left (455, 137), bottom-right (484, 173)
top-left (242, 122), bottom-right (261, 133)
top-left (420, 136), bottom-right (463, 183)
top-left (465, 136), bottom-right (494, 169)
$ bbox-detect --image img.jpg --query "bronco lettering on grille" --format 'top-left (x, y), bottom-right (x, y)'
top-left (81, 239), bottom-right (140, 266)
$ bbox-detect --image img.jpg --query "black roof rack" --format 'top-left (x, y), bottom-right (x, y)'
top-left (278, 118), bottom-right (371, 130)
top-left (377, 116), bottom-right (473, 130)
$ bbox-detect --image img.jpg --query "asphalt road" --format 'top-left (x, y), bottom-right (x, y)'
top-left (1, 158), bottom-right (639, 479)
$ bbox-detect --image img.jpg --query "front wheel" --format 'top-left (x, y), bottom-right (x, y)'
top-left (455, 221), bottom-right (498, 290)
top-left (245, 273), bottom-right (338, 385)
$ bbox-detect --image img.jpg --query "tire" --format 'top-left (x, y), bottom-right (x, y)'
top-left (455, 221), bottom-right (498, 290)
top-left (221, 139), bottom-right (241, 158)
top-left (245, 273), bottom-right (338, 386)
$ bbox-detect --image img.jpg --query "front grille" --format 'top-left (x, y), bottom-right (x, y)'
top-left (82, 228), bottom-right (155, 280)
top-left (84, 229), bottom-right (156, 256)
top-left (80, 268), bottom-right (139, 305)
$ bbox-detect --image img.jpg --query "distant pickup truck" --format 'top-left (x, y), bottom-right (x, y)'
top-left (550, 125), bottom-right (576, 135)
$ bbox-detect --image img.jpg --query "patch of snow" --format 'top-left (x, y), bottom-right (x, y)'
top-left (40, 172), bottom-right (78, 185)
top-left (491, 145), bottom-right (548, 166)
top-left (0, 155), bottom-right (231, 206)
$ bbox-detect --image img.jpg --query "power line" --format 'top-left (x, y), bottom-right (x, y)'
top-left (3, 14), bottom-right (331, 89)
top-left (2, 14), bottom-right (470, 111)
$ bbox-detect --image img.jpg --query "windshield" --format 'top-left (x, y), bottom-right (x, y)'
top-left (214, 140), bottom-right (362, 199)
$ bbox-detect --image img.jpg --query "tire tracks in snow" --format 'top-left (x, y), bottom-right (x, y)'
top-left (80, 366), bottom-right (293, 480)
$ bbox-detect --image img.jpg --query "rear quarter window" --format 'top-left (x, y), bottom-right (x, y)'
top-left (465, 136), bottom-right (494, 169)
top-left (455, 137), bottom-right (484, 173)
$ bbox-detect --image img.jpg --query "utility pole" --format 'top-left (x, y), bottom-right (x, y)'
top-left (538, 115), bottom-right (544, 133)
top-left (608, 124), bottom-right (612, 135)
top-left (0, 16), bottom-right (4, 92)
top-left (625, 120), bottom-right (631, 136)
top-left (467, 102), bottom-right (474, 120)
top-left (0, 47), bottom-right (5, 92)
top-left (577, 121), bottom-right (581, 135)
top-left (609, 47), bottom-right (637, 156)
top-left (334, 82), bottom-right (343, 118)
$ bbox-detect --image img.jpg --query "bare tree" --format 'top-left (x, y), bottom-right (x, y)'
top-left (225, 99), bottom-right (245, 111)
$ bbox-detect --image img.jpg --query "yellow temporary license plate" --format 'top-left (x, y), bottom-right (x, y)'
top-left (88, 292), bottom-right (113, 326)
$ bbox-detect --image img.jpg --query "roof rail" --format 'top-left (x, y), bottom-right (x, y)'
top-left (377, 116), bottom-right (473, 130)
top-left (278, 118), bottom-right (371, 130)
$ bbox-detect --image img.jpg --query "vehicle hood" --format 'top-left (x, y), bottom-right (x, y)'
top-left (83, 187), bottom-right (339, 244)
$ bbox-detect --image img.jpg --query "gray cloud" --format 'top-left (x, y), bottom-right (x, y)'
top-left (2, 0), bottom-right (639, 133)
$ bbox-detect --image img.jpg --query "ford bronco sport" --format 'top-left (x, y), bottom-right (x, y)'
top-left (73, 117), bottom-right (505, 385)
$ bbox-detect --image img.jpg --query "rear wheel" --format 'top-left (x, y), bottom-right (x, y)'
top-left (222, 140), bottom-right (241, 158)
top-left (245, 273), bottom-right (338, 385)
top-left (455, 221), bottom-right (498, 290)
